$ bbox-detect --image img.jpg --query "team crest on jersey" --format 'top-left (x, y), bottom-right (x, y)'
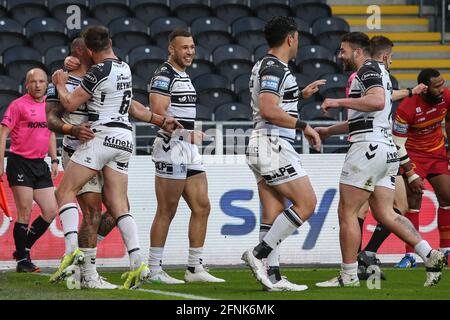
top-left (416, 107), bottom-right (422, 113)
top-left (261, 75), bottom-right (280, 91)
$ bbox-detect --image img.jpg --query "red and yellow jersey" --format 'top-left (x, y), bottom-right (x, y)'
top-left (393, 88), bottom-right (449, 157)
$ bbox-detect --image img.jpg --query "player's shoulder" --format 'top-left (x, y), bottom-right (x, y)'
top-left (85, 61), bottom-right (113, 83)
top-left (153, 62), bottom-right (176, 79)
top-left (357, 59), bottom-right (382, 77)
top-left (259, 55), bottom-right (288, 76)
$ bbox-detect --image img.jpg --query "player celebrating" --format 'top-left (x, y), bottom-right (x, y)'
top-left (241, 16), bottom-right (321, 291)
top-left (393, 68), bottom-right (450, 268)
top-left (315, 32), bottom-right (445, 288)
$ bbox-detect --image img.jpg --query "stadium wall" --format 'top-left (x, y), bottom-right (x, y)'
top-left (0, 155), bottom-right (441, 270)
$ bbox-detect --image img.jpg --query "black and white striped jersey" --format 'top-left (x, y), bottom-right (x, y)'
top-left (149, 62), bottom-right (197, 132)
top-left (80, 57), bottom-right (132, 129)
top-left (46, 74), bottom-right (88, 151)
top-left (347, 59), bottom-right (394, 146)
top-left (250, 54), bottom-right (299, 143)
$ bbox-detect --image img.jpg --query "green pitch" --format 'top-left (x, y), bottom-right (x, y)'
top-left (0, 267), bottom-right (449, 300)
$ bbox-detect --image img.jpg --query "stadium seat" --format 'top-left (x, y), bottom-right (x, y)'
top-left (0, 2), bottom-right (6, 17)
top-left (196, 103), bottom-right (214, 121)
top-left (134, 123), bottom-right (159, 155)
top-left (128, 45), bottom-right (166, 81)
top-left (130, 0), bottom-right (170, 26)
top-left (45, 46), bottom-right (70, 73)
top-left (8, 0), bottom-right (49, 25)
top-left (25, 18), bottom-right (67, 55)
top-left (131, 74), bottom-right (149, 107)
top-left (112, 46), bottom-right (126, 62)
top-left (3, 46), bottom-right (46, 82)
top-left (238, 90), bottom-right (251, 106)
top-left (296, 45), bottom-right (339, 79)
top-left (212, 44), bottom-right (253, 82)
top-left (211, 0), bottom-right (251, 25)
top-left (194, 74), bottom-right (235, 110)
top-left (150, 17), bottom-right (188, 49)
top-left (251, 0), bottom-right (292, 21)
top-left (294, 73), bottom-right (314, 90)
top-left (234, 73), bottom-right (250, 96)
top-left (312, 17), bottom-right (350, 54)
top-left (191, 17), bottom-right (232, 52)
top-left (0, 75), bottom-right (21, 112)
top-left (0, 18), bottom-right (27, 55)
top-left (66, 18), bottom-right (102, 40)
top-left (322, 135), bottom-right (348, 153)
top-left (293, 17), bottom-right (316, 47)
top-left (215, 102), bottom-right (252, 121)
top-left (289, 0), bottom-right (331, 25)
top-left (300, 101), bottom-right (339, 121)
top-left (170, 0), bottom-right (211, 24)
top-left (187, 45), bottom-right (214, 81)
top-left (90, 0), bottom-right (131, 26)
top-left (318, 73), bottom-right (347, 100)
top-left (109, 18), bottom-right (150, 54)
top-left (48, 0), bottom-right (89, 25)
top-left (232, 17), bottom-right (267, 52)
top-left (254, 44), bottom-right (269, 62)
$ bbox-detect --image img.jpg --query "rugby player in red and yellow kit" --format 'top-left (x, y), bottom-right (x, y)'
top-left (393, 68), bottom-right (450, 267)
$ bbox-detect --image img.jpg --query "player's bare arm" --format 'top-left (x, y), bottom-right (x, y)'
top-left (392, 84), bottom-right (428, 102)
top-left (301, 79), bottom-right (327, 99)
top-left (321, 86), bottom-right (385, 113)
top-left (129, 99), bottom-right (183, 133)
top-left (52, 69), bottom-right (92, 112)
top-left (0, 125), bottom-right (11, 178)
top-left (48, 132), bottom-right (58, 179)
top-left (314, 121), bottom-right (349, 140)
top-left (259, 92), bottom-right (321, 151)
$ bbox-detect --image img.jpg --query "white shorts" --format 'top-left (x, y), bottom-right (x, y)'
top-left (70, 126), bottom-right (132, 175)
top-left (246, 134), bottom-right (307, 186)
top-left (62, 147), bottom-right (103, 195)
top-left (340, 142), bottom-right (399, 191)
top-left (152, 133), bottom-right (205, 180)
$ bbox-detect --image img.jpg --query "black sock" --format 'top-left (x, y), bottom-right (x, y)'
top-left (358, 218), bottom-right (364, 252)
top-left (13, 222), bottom-right (28, 261)
top-left (26, 216), bottom-right (50, 250)
top-left (268, 266), bottom-right (282, 283)
top-left (253, 241), bottom-right (273, 259)
top-left (364, 208), bottom-right (401, 253)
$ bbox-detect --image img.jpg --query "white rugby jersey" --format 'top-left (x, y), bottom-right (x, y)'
top-left (80, 57), bottom-right (132, 129)
top-left (250, 54), bottom-right (299, 143)
top-left (347, 59), bottom-right (394, 145)
top-left (46, 74), bottom-right (88, 152)
top-left (149, 62), bottom-right (197, 133)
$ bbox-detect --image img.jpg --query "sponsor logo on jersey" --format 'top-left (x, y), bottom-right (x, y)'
top-left (155, 161), bottom-right (173, 175)
top-left (46, 84), bottom-right (56, 96)
top-left (152, 76), bottom-right (170, 90)
top-left (262, 164), bottom-right (297, 184)
top-left (426, 107), bottom-right (437, 114)
top-left (103, 136), bottom-right (133, 153)
top-left (393, 120), bottom-right (408, 134)
top-left (261, 75), bottom-right (280, 91)
top-left (27, 121), bottom-right (47, 128)
top-left (84, 72), bottom-right (97, 83)
top-left (361, 71), bottom-right (381, 81)
top-left (416, 107), bottom-right (422, 113)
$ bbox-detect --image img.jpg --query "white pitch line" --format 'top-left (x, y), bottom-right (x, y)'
top-left (34, 273), bottom-right (216, 300)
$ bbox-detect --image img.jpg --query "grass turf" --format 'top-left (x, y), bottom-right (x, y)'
top-left (0, 267), bottom-right (449, 300)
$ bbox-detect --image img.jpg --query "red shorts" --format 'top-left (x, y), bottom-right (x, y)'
top-left (407, 149), bottom-right (450, 179)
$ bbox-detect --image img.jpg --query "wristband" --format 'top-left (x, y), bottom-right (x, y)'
top-left (407, 173), bottom-right (420, 184)
top-left (51, 159), bottom-right (60, 165)
top-left (148, 112), bottom-right (154, 124)
top-left (299, 89), bottom-right (304, 100)
top-left (407, 88), bottom-right (413, 98)
top-left (62, 123), bottom-right (74, 135)
top-left (295, 119), bottom-right (307, 130)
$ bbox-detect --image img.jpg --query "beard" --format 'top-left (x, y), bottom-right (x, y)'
top-left (342, 58), bottom-right (356, 71)
top-left (424, 91), bottom-right (443, 104)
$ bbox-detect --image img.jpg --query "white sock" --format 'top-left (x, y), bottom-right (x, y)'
top-left (341, 262), bottom-right (358, 279)
top-left (59, 203), bottom-right (79, 255)
top-left (414, 240), bottom-right (432, 262)
top-left (117, 214), bottom-right (141, 270)
top-left (263, 207), bottom-right (303, 249)
top-left (80, 247), bottom-right (97, 279)
top-left (260, 224), bottom-right (279, 267)
top-left (149, 247), bottom-right (164, 272)
top-left (188, 247), bottom-right (204, 272)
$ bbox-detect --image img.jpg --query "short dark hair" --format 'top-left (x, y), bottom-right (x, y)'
top-left (369, 35), bottom-right (394, 58)
top-left (417, 68), bottom-right (441, 86)
top-left (341, 32), bottom-right (370, 54)
top-left (264, 16), bottom-right (298, 48)
top-left (168, 28), bottom-right (192, 43)
top-left (81, 26), bottom-right (110, 52)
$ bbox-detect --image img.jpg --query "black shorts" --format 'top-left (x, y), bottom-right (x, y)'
top-left (6, 153), bottom-right (53, 189)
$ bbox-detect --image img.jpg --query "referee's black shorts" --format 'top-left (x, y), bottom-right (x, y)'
top-left (6, 153), bottom-right (53, 189)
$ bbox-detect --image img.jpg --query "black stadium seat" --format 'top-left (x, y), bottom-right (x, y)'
top-left (251, 0), bottom-right (292, 22)
top-left (211, 0), bottom-right (251, 25)
top-left (300, 101), bottom-right (339, 121)
top-left (294, 73), bottom-right (314, 90)
top-left (3, 46), bottom-right (46, 82)
top-left (0, 2), bottom-right (6, 18)
top-left (191, 17), bottom-right (232, 52)
top-left (170, 0), bottom-right (211, 25)
top-left (293, 17), bottom-right (316, 47)
top-left (130, 0), bottom-right (170, 26)
top-left (25, 18), bottom-right (67, 55)
top-left (109, 17), bottom-right (150, 54)
top-left (318, 73), bottom-right (347, 100)
top-left (8, 0), bottom-right (49, 25)
top-left (233, 73), bottom-right (250, 96)
top-left (131, 74), bottom-right (149, 107)
top-left (232, 17), bottom-right (267, 52)
top-left (312, 17), bottom-right (350, 54)
top-left (134, 123), bottom-right (159, 155)
top-left (290, 0), bottom-right (331, 25)
top-left (296, 45), bottom-right (339, 79)
top-left (196, 103), bottom-right (214, 121)
top-left (187, 45), bottom-right (214, 81)
top-left (214, 102), bottom-right (252, 121)
top-left (128, 45), bottom-right (166, 81)
top-left (254, 44), bottom-right (269, 62)
top-left (212, 44), bottom-right (253, 82)
top-left (45, 45), bottom-right (70, 73)
top-left (0, 75), bottom-right (21, 113)
top-left (0, 18), bottom-right (27, 55)
top-left (90, 0), bottom-right (131, 26)
top-left (48, 0), bottom-right (89, 25)
top-left (194, 74), bottom-right (235, 110)
top-left (67, 18), bottom-right (102, 40)
top-left (150, 17), bottom-right (188, 49)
